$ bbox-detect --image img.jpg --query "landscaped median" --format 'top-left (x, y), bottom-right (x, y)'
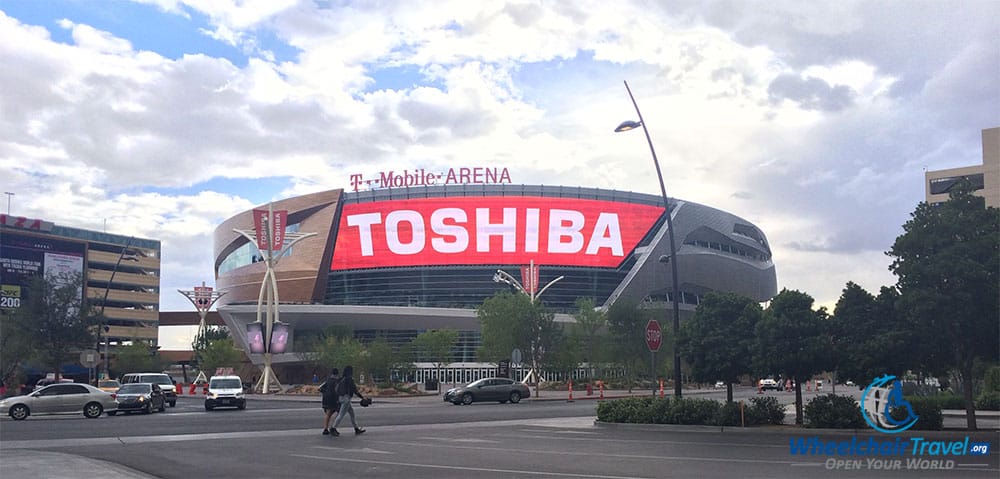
top-left (595, 393), bottom-right (964, 430)
top-left (595, 395), bottom-right (786, 427)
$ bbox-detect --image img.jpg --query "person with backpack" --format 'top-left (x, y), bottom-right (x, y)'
top-left (318, 367), bottom-right (340, 435)
top-left (330, 365), bottom-right (366, 436)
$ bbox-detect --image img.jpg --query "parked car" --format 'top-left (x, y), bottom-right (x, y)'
top-left (714, 381), bottom-right (726, 389)
top-left (444, 378), bottom-right (530, 405)
top-left (110, 383), bottom-right (166, 415)
top-left (759, 378), bottom-right (780, 391)
top-left (0, 383), bottom-right (117, 420)
top-left (120, 373), bottom-right (177, 407)
top-left (33, 378), bottom-right (73, 391)
top-left (97, 379), bottom-right (121, 393)
top-left (204, 375), bottom-right (246, 411)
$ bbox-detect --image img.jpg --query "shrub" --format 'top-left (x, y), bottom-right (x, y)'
top-left (889, 397), bottom-right (942, 431)
top-left (985, 366), bottom-right (1000, 392)
top-left (976, 391), bottom-right (1000, 411)
top-left (714, 401), bottom-right (742, 426)
top-left (597, 396), bottom-right (664, 423)
top-left (912, 393), bottom-right (965, 410)
top-left (746, 396), bottom-right (786, 426)
top-left (667, 398), bottom-right (720, 425)
top-left (805, 394), bottom-right (865, 429)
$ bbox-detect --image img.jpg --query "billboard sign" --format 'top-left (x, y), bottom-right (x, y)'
top-left (0, 231), bottom-right (86, 312)
top-left (246, 322), bottom-right (265, 354)
top-left (331, 196), bottom-right (663, 270)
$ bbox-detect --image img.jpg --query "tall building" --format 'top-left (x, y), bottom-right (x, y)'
top-left (925, 127), bottom-right (999, 207)
top-left (0, 215), bottom-right (161, 369)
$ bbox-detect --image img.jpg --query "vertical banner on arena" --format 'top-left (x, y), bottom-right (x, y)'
top-left (271, 210), bottom-right (287, 250)
top-left (252, 209), bottom-right (270, 251)
top-left (252, 209), bottom-right (288, 251)
top-left (520, 264), bottom-right (539, 295)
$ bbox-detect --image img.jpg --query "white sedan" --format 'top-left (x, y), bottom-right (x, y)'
top-left (0, 382), bottom-right (117, 420)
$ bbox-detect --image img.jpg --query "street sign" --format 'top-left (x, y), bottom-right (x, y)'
top-left (645, 320), bottom-right (662, 352)
top-left (511, 348), bottom-right (523, 365)
top-left (79, 349), bottom-right (100, 368)
top-left (497, 360), bottom-right (511, 378)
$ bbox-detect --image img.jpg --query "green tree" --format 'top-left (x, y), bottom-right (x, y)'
top-left (15, 272), bottom-right (99, 381)
top-left (754, 289), bottom-right (832, 425)
top-left (357, 336), bottom-right (400, 385)
top-left (477, 291), bottom-right (559, 397)
top-left (572, 298), bottom-right (607, 378)
top-left (888, 184), bottom-right (1000, 430)
top-left (605, 298), bottom-right (652, 390)
top-left (197, 338), bottom-right (244, 377)
top-left (0, 309), bottom-right (33, 391)
top-left (679, 292), bottom-right (762, 403)
top-left (303, 328), bottom-right (364, 374)
top-left (113, 341), bottom-right (163, 376)
top-left (192, 326), bottom-right (230, 372)
top-left (411, 329), bottom-right (458, 392)
top-left (541, 327), bottom-right (579, 382)
top-left (192, 326), bottom-right (230, 352)
top-left (830, 283), bottom-right (911, 386)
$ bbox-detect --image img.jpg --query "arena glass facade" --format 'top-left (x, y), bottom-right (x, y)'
top-left (213, 185), bottom-right (777, 384)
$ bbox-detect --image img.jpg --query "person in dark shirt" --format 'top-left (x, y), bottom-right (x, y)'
top-left (319, 368), bottom-right (340, 435)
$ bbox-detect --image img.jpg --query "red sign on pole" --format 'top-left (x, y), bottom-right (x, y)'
top-left (645, 320), bottom-right (662, 352)
top-left (520, 265), bottom-right (539, 294)
top-left (194, 285), bottom-right (212, 312)
top-left (271, 210), bottom-right (287, 250)
top-left (252, 209), bottom-right (288, 251)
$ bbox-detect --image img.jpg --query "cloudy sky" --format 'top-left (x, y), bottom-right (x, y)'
top-left (1, 1), bottom-right (996, 349)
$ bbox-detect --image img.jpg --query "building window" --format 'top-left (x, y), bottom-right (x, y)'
top-left (929, 174), bottom-right (984, 195)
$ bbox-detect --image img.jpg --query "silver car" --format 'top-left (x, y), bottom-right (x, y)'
top-left (0, 382), bottom-right (118, 420)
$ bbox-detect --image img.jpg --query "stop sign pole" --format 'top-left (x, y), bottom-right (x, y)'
top-left (646, 320), bottom-right (662, 395)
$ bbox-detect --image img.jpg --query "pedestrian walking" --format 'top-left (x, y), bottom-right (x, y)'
top-left (330, 365), bottom-right (367, 436)
top-left (319, 368), bottom-right (340, 435)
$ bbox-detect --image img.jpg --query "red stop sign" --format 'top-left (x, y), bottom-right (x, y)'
top-left (645, 320), bottom-right (662, 352)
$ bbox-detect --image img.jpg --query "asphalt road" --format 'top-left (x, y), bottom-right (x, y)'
top-left (1, 388), bottom-right (998, 479)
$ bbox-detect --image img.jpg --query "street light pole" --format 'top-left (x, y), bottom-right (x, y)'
top-left (98, 236), bottom-right (137, 380)
top-left (615, 79), bottom-right (683, 398)
top-left (4, 192), bottom-right (13, 215)
top-left (493, 260), bottom-right (564, 398)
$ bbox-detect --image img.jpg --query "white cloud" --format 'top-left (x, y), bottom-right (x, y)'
top-left (0, 1), bottom-right (996, 334)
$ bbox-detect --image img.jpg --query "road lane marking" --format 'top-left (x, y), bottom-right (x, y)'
top-left (416, 437), bottom-right (499, 443)
top-left (376, 439), bottom-right (809, 466)
top-left (291, 454), bottom-right (654, 479)
top-left (314, 446), bottom-right (393, 454)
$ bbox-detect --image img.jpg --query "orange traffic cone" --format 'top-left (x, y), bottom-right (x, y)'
top-left (567, 380), bottom-right (574, 402)
top-left (599, 381), bottom-right (604, 400)
top-left (203, 383), bottom-right (209, 395)
top-left (757, 380), bottom-right (763, 395)
top-left (659, 379), bottom-right (664, 398)
top-left (806, 381), bottom-right (812, 392)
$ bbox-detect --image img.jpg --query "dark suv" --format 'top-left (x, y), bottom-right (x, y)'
top-left (120, 373), bottom-right (177, 407)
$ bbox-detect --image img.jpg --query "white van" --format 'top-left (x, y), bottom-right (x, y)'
top-left (205, 375), bottom-right (246, 411)
top-left (120, 373), bottom-right (177, 407)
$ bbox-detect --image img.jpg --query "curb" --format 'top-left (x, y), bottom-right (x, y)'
top-left (593, 421), bottom-right (1000, 436)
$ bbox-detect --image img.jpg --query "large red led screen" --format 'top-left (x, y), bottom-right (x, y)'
top-left (331, 196), bottom-right (664, 270)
